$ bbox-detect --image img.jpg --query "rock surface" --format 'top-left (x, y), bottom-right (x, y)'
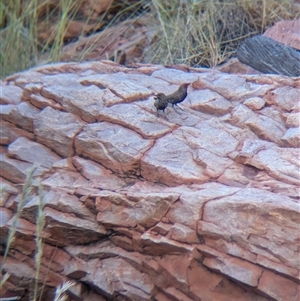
top-left (263, 18), bottom-right (300, 50)
top-left (0, 60), bottom-right (299, 301)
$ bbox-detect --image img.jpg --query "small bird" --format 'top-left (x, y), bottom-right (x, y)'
top-left (167, 83), bottom-right (190, 111)
top-left (154, 93), bottom-right (169, 116)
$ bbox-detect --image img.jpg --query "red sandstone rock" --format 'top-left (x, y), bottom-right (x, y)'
top-left (0, 83), bottom-right (23, 104)
top-left (34, 106), bottom-right (86, 157)
top-left (0, 120), bottom-right (35, 145)
top-left (263, 19), bottom-right (300, 50)
top-left (0, 60), bottom-right (299, 301)
top-left (75, 122), bottom-right (152, 175)
top-left (0, 102), bottom-right (39, 131)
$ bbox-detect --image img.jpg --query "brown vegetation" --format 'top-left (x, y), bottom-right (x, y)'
top-left (1, 0), bottom-right (299, 77)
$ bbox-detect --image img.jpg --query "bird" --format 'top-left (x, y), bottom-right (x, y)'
top-left (154, 93), bottom-right (169, 116)
top-left (167, 83), bottom-right (190, 111)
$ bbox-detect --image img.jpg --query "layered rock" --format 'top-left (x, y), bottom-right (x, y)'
top-left (0, 60), bottom-right (299, 301)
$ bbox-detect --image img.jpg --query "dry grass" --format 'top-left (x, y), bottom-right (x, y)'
top-left (33, 181), bottom-right (46, 301)
top-left (0, 0), bottom-right (146, 78)
top-left (0, 166), bottom-right (75, 300)
top-left (148, 0), bottom-right (300, 67)
top-left (1, 0), bottom-right (85, 77)
top-left (0, 166), bottom-right (37, 277)
top-left (1, 0), bottom-right (299, 77)
top-left (0, 167), bottom-right (57, 300)
top-left (53, 281), bottom-right (75, 301)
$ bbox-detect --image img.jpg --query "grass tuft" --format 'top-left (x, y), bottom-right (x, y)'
top-left (147, 0), bottom-right (300, 67)
top-left (1, 166), bottom-right (37, 279)
top-left (53, 281), bottom-right (76, 301)
top-left (1, 167), bottom-right (49, 300)
top-left (33, 181), bottom-right (46, 301)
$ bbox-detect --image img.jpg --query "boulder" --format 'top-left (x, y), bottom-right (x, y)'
top-left (1, 60), bottom-right (299, 301)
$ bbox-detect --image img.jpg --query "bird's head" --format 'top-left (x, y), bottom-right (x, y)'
top-left (154, 92), bottom-right (166, 100)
